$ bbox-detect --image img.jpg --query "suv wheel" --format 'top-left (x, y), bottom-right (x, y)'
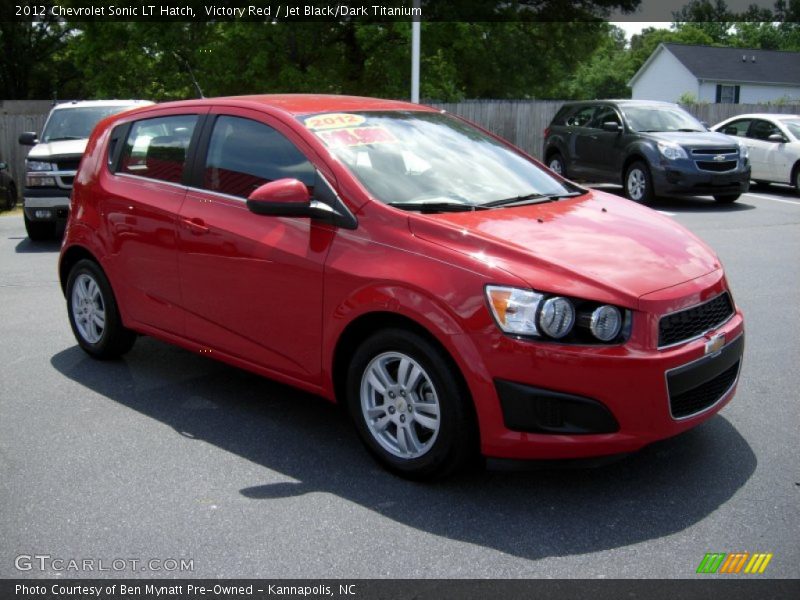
top-left (66, 259), bottom-right (136, 359)
top-left (346, 329), bottom-right (477, 480)
top-left (24, 213), bottom-right (56, 241)
top-left (547, 153), bottom-right (566, 177)
top-left (713, 194), bottom-right (740, 204)
top-left (624, 162), bottom-right (654, 204)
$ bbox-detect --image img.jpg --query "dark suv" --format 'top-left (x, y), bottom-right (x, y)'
top-left (543, 100), bottom-right (751, 204)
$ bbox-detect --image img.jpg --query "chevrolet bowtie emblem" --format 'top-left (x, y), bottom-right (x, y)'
top-left (705, 334), bottom-right (725, 355)
top-left (714, 154), bottom-right (727, 161)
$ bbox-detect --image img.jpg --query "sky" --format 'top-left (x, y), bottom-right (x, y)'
top-left (611, 22), bottom-right (672, 40)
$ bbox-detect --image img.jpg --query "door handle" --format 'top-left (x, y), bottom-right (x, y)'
top-left (181, 217), bottom-right (209, 234)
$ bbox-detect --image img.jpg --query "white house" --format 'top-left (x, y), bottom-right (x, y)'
top-left (629, 43), bottom-right (800, 104)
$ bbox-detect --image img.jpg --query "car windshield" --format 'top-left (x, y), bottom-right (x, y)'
top-left (41, 105), bottom-right (138, 142)
top-left (300, 111), bottom-right (576, 207)
top-left (621, 105), bottom-right (706, 133)
top-left (782, 120), bottom-right (800, 139)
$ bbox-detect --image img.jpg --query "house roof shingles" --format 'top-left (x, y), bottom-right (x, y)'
top-left (663, 43), bottom-right (800, 86)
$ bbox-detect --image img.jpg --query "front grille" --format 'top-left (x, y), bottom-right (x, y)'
top-left (691, 148), bottom-right (738, 156)
top-left (659, 292), bottom-right (734, 348)
top-left (56, 159), bottom-right (81, 171)
top-left (696, 160), bottom-right (738, 172)
top-left (669, 361), bottom-right (739, 418)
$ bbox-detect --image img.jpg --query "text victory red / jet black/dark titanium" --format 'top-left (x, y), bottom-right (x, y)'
top-left (59, 95), bottom-right (745, 479)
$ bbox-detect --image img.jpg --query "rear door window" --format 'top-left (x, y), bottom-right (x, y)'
top-left (117, 115), bottom-right (198, 184)
top-left (720, 119), bottom-right (751, 137)
top-left (566, 106), bottom-right (597, 127)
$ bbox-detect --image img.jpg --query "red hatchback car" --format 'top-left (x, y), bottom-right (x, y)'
top-left (59, 95), bottom-right (745, 479)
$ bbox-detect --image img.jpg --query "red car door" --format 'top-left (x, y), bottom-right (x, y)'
top-left (176, 108), bottom-right (334, 386)
top-left (104, 110), bottom-right (204, 335)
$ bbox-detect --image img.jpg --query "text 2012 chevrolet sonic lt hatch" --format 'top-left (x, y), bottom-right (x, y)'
top-left (59, 95), bottom-right (745, 479)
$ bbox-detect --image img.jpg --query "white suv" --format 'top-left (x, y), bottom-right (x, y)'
top-left (18, 100), bottom-right (152, 240)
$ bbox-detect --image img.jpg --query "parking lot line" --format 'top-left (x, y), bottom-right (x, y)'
top-left (745, 193), bottom-right (800, 206)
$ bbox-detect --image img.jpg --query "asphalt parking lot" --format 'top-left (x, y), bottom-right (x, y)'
top-left (1, 186), bottom-right (798, 579)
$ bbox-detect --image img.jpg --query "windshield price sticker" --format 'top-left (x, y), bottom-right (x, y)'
top-left (317, 126), bottom-right (397, 148)
top-left (304, 113), bottom-right (366, 130)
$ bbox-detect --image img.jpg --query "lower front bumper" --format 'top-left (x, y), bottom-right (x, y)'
top-left (651, 164), bottom-right (750, 197)
top-left (23, 190), bottom-right (70, 221)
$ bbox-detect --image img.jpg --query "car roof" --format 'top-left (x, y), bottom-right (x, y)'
top-left (51, 100), bottom-right (153, 110)
top-left (135, 94), bottom-right (439, 117)
top-left (719, 113), bottom-right (800, 121)
top-left (560, 99), bottom-right (678, 108)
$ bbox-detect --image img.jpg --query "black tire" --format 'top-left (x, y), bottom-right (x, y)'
top-left (713, 194), bottom-right (740, 204)
top-left (547, 152), bottom-right (567, 178)
top-left (346, 328), bottom-right (478, 480)
top-left (4, 186), bottom-right (16, 210)
top-left (794, 167), bottom-right (800, 195)
top-left (624, 161), bottom-right (655, 204)
top-left (66, 259), bottom-right (136, 359)
top-left (24, 213), bottom-right (56, 241)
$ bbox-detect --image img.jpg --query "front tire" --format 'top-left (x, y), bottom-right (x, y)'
top-left (24, 213), bottom-right (56, 241)
top-left (624, 161), bottom-right (655, 204)
top-left (4, 186), bottom-right (16, 210)
top-left (66, 259), bottom-right (136, 359)
top-left (547, 152), bottom-right (566, 178)
top-left (713, 194), bottom-right (740, 204)
top-left (346, 329), bottom-right (478, 480)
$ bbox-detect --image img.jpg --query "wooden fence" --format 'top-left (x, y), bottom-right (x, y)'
top-left (1, 99), bottom-right (799, 203)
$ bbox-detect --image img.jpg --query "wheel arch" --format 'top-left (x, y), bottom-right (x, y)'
top-left (59, 245), bottom-right (101, 296)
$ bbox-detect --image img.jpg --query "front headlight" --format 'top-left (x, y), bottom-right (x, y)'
top-left (486, 286), bottom-right (543, 336)
top-left (486, 285), bottom-right (630, 343)
top-left (738, 142), bottom-right (749, 160)
top-left (657, 142), bottom-right (688, 160)
top-left (26, 160), bottom-right (55, 172)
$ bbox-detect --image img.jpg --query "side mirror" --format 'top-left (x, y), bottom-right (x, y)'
top-left (0, 162), bottom-right (7, 171)
top-left (602, 121), bottom-right (622, 133)
top-left (767, 133), bottom-right (787, 143)
top-left (18, 132), bottom-right (38, 146)
top-left (247, 179), bottom-right (312, 216)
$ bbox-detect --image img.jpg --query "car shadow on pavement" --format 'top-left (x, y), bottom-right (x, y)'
top-left (14, 238), bottom-right (62, 253)
top-left (51, 339), bottom-right (756, 561)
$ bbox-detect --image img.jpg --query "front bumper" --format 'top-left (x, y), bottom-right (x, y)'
top-left (650, 161), bottom-right (750, 197)
top-left (23, 188), bottom-right (71, 221)
top-left (459, 275), bottom-right (745, 461)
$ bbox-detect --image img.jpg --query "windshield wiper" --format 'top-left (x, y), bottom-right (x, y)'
top-left (677, 128), bottom-right (704, 132)
top-left (483, 191), bottom-right (583, 208)
top-left (387, 201), bottom-right (487, 214)
top-left (46, 136), bottom-right (84, 141)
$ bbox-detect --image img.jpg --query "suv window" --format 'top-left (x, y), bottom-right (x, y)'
top-left (565, 106), bottom-right (596, 128)
top-left (747, 119), bottom-right (781, 141)
top-left (118, 115), bottom-right (198, 184)
top-left (203, 116), bottom-right (316, 198)
top-left (588, 107), bottom-right (621, 129)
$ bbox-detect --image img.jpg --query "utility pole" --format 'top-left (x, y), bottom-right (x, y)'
top-left (411, 0), bottom-right (420, 103)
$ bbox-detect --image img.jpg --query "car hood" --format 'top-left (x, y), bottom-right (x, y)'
top-left (644, 131), bottom-right (738, 148)
top-left (408, 191), bottom-right (721, 308)
top-left (27, 139), bottom-right (88, 160)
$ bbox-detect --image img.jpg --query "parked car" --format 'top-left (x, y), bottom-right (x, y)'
top-left (0, 159), bottom-right (16, 210)
top-left (18, 99), bottom-right (152, 240)
top-left (59, 95), bottom-right (745, 479)
top-left (543, 100), bottom-right (751, 204)
top-left (712, 113), bottom-right (800, 192)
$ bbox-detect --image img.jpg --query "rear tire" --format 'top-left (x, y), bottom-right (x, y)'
top-left (713, 194), bottom-right (740, 204)
top-left (624, 161), bottom-right (655, 204)
top-left (66, 259), bottom-right (136, 359)
top-left (4, 186), bottom-right (16, 210)
top-left (24, 213), bottom-right (56, 241)
top-left (346, 328), bottom-right (478, 480)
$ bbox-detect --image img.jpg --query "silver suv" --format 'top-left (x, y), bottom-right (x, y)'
top-left (18, 100), bottom-right (152, 240)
